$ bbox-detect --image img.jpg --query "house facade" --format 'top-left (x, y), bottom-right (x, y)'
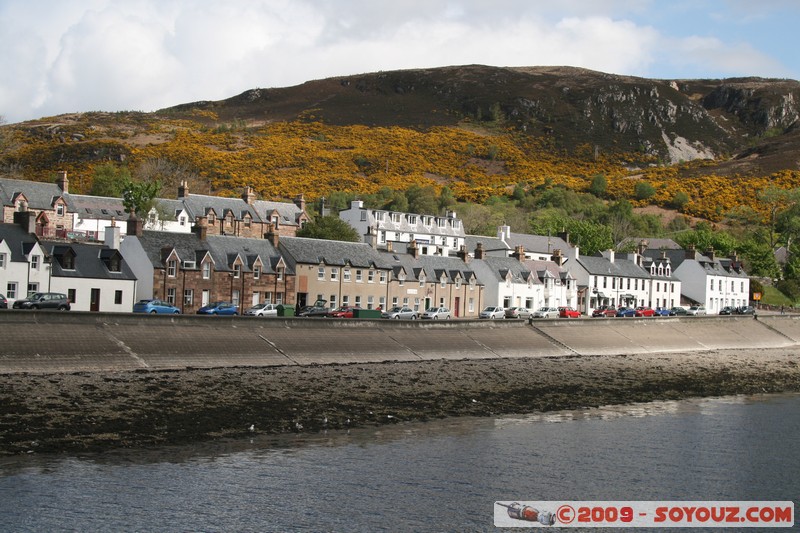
top-left (0, 221), bottom-right (51, 304)
top-left (339, 200), bottom-right (465, 256)
top-left (0, 172), bottom-right (74, 239)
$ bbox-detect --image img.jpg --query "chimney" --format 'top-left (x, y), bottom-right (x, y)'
top-left (13, 211), bottom-right (36, 233)
top-left (104, 225), bottom-right (121, 250)
top-left (661, 250), bottom-right (667, 259)
top-left (457, 245), bottom-right (470, 264)
top-left (194, 215), bottom-right (208, 240)
top-left (474, 242), bottom-right (485, 260)
top-left (685, 244), bottom-right (696, 260)
top-left (512, 245), bottom-right (525, 262)
top-left (386, 241), bottom-right (393, 252)
top-left (242, 186), bottom-right (256, 205)
top-left (265, 222), bottom-right (279, 247)
top-left (178, 180), bottom-right (189, 199)
top-left (558, 230), bottom-right (570, 244)
top-left (607, 249), bottom-right (615, 263)
top-left (126, 213), bottom-right (143, 237)
top-left (705, 247), bottom-right (715, 261)
top-left (637, 239), bottom-right (648, 255)
top-left (56, 170), bottom-right (69, 194)
top-left (408, 239), bottom-right (420, 259)
top-left (551, 248), bottom-right (564, 266)
top-left (294, 194), bottom-right (306, 212)
top-left (497, 225), bottom-right (511, 241)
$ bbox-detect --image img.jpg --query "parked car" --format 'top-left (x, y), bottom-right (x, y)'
top-left (531, 306), bottom-right (560, 319)
top-left (558, 306), bottom-right (581, 319)
top-left (327, 305), bottom-right (360, 318)
top-left (12, 292), bottom-right (71, 311)
top-left (421, 306), bottom-right (451, 320)
top-left (591, 305), bottom-right (617, 318)
top-left (719, 306), bottom-right (735, 316)
top-left (298, 305), bottom-right (331, 317)
top-left (505, 307), bottom-right (532, 319)
top-left (669, 306), bottom-right (688, 316)
top-left (196, 301), bottom-right (238, 315)
top-left (634, 306), bottom-right (655, 317)
top-left (686, 305), bottom-right (706, 316)
top-left (479, 306), bottom-right (505, 319)
top-left (0, 293), bottom-right (7, 309)
top-left (654, 307), bottom-right (672, 317)
top-left (244, 303), bottom-right (279, 317)
top-left (616, 307), bottom-right (636, 318)
top-left (736, 305), bottom-right (755, 315)
top-left (133, 299), bottom-right (180, 314)
top-left (382, 306), bottom-right (418, 320)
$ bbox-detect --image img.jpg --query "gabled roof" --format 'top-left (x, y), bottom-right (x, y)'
top-left (645, 249), bottom-right (748, 278)
top-left (578, 254), bottom-right (650, 278)
top-left (502, 232), bottom-right (570, 255)
top-left (378, 250), bottom-right (476, 283)
top-left (181, 193), bottom-right (259, 223)
top-left (68, 194), bottom-right (127, 220)
top-left (619, 237), bottom-right (682, 250)
top-left (469, 256), bottom-right (534, 284)
top-left (0, 178), bottom-right (72, 211)
top-left (0, 223), bottom-right (41, 262)
top-left (252, 200), bottom-right (305, 227)
top-left (41, 241), bottom-right (136, 280)
top-left (464, 235), bottom-right (509, 256)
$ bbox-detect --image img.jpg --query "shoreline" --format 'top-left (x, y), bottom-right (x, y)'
top-left (2, 347), bottom-right (799, 455)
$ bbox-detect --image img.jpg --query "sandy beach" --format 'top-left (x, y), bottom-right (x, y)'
top-left (2, 347), bottom-right (799, 455)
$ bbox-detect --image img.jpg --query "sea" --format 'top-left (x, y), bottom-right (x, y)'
top-left (1, 393), bottom-right (798, 532)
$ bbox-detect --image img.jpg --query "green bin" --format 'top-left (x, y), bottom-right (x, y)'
top-left (277, 304), bottom-right (295, 317)
top-left (353, 308), bottom-right (382, 319)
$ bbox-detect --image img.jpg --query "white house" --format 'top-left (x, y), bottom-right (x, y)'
top-left (340, 200), bottom-right (465, 256)
top-left (468, 246), bottom-right (541, 310)
top-left (0, 221), bottom-right (52, 304)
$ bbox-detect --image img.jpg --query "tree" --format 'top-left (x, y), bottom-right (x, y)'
top-left (123, 180), bottom-right (162, 217)
top-left (669, 190), bottom-right (690, 209)
top-left (589, 174), bottom-right (607, 197)
top-left (634, 181), bottom-right (656, 200)
top-left (90, 163), bottom-right (131, 197)
top-left (296, 216), bottom-right (361, 242)
top-left (405, 185), bottom-right (438, 215)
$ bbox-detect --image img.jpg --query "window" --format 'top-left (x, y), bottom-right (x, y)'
top-left (244, 217), bottom-right (251, 228)
top-left (329, 295), bottom-right (337, 307)
top-left (367, 296), bottom-right (375, 309)
top-left (56, 203), bottom-right (65, 216)
top-left (167, 260), bottom-right (177, 277)
top-left (344, 268), bottom-right (351, 282)
top-left (469, 298), bottom-right (474, 312)
top-left (233, 264), bottom-right (241, 278)
top-left (379, 271), bottom-right (387, 283)
top-left (398, 274), bottom-right (405, 286)
top-left (603, 277), bottom-right (607, 288)
top-left (276, 292), bottom-right (283, 304)
top-left (437, 218), bottom-right (446, 228)
top-left (253, 265), bottom-right (261, 280)
top-left (408, 215), bottom-right (416, 225)
top-left (202, 262), bottom-right (211, 279)
top-left (414, 298), bottom-right (420, 311)
top-left (379, 296), bottom-right (386, 309)
top-left (455, 278), bottom-right (461, 289)
top-left (0, 253), bottom-right (5, 268)
top-left (183, 260), bottom-right (196, 269)
top-left (419, 276), bottom-right (425, 287)
top-left (330, 268), bottom-right (339, 281)
top-left (318, 267), bottom-right (325, 281)
top-left (264, 291), bottom-right (273, 303)
top-left (360, 211), bottom-right (367, 221)
top-left (232, 290), bottom-right (240, 306)
top-left (355, 296), bottom-right (361, 307)
top-left (180, 216), bottom-right (187, 226)
top-left (402, 297), bottom-right (408, 306)
top-left (61, 254), bottom-right (75, 270)
top-left (441, 277), bottom-right (446, 289)
top-left (27, 282), bottom-right (38, 294)
top-left (115, 290), bottom-right (123, 305)
top-left (277, 267), bottom-right (284, 281)
top-left (184, 289), bottom-right (193, 305)
top-left (391, 296), bottom-right (398, 306)
top-left (208, 213), bottom-right (216, 224)
top-left (68, 288), bottom-right (76, 304)
top-left (356, 269), bottom-right (362, 282)
top-left (342, 295), bottom-right (350, 306)
top-left (31, 255), bottom-right (40, 269)
top-left (627, 278), bottom-right (631, 289)
top-left (368, 270), bottom-right (374, 283)
top-left (391, 213), bottom-right (401, 223)
top-left (167, 288), bottom-right (176, 304)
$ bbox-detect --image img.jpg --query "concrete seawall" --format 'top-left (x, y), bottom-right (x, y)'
top-left (2, 312), bottom-right (799, 374)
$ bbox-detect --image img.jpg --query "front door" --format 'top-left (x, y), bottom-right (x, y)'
top-left (90, 288), bottom-right (100, 312)
top-left (454, 297), bottom-right (460, 317)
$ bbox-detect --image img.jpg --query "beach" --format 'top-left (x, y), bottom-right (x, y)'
top-left (2, 347), bottom-right (799, 455)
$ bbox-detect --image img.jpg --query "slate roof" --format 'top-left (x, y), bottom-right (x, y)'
top-left (650, 249), bottom-right (748, 278)
top-left (69, 194), bottom-right (127, 220)
top-left (41, 241), bottom-right (136, 281)
top-left (0, 178), bottom-right (71, 210)
top-left (0, 223), bottom-right (40, 262)
top-left (135, 230), bottom-right (285, 274)
top-left (464, 234), bottom-right (509, 256)
top-left (279, 237), bottom-right (383, 269)
top-left (252, 200), bottom-right (304, 227)
top-left (619, 237), bottom-right (681, 250)
top-left (502, 232), bottom-right (571, 254)
top-left (181, 193), bottom-right (259, 222)
top-left (379, 250), bottom-right (476, 283)
top-left (577, 254), bottom-right (651, 278)
top-left (469, 256), bottom-right (534, 284)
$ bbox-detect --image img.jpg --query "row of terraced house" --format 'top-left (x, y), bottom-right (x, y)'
top-left (0, 173), bottom-right (749, 315)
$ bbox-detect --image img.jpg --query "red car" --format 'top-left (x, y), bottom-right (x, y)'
top-left (634, 306), bottom-right (655, 317)
top-left (591, 305), bottom-right (617, 318)
top-left (558, 306), bottom-right (581, 318)
top-left (327, 305), bottom-right (361, 318)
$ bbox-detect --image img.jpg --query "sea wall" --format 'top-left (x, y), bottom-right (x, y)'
top-left (2, 311), bottom-right (798, 374)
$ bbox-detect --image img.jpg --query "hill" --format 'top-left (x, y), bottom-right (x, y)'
top-left (1, 65), bottom-right (800, 222)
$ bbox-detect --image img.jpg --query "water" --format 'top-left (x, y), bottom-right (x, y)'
top-left (1, 393), bottom-right (798, 532)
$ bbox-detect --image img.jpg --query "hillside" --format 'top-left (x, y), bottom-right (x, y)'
top-left (1, 65), bottom-right (800, 222)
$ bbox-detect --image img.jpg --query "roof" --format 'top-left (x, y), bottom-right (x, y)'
top-left (42, 241), bottom-right (136, 281)
top-left (0, 177), bottom-right (71, 210)
top-left (280, 236), bottom-right (383, 268)
top-left (69, 194), bottom-right (127, 220)
top-left (252, 200), bottom-right (304, 227)
top-left (503, 232), bottom-right (571, 255)
top-left (619, 237), bottom-right (682, 250)
top-left (644, 248), bottom-right (748, 278)
top-left (577, 254), bottom-right (651, 278)
top-left (464, 235), bottom-right (509, 256)
top-left (378, 250), bottom-right (477, 283)
top-left (0, 223), bottom-right (41, 262)
top-left (469, 256), bottom-right (533, 284)
top-left (181, 193), bottom-right (259, 223)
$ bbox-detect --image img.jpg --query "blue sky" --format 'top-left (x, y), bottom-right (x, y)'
top-left (1, 0), bottom-right (798, 124)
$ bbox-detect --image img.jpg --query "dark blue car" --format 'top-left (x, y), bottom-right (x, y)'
top-left (616, 307), bottom-right (636, 317)
top-left (197, 301), bottom-right (239, 315)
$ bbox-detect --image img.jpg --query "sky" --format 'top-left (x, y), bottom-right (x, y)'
top-left (1, 0), bottom-right (798, 124)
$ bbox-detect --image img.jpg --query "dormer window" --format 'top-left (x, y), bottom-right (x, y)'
top-left (56, 204), bottom-right (65, 216)
top-left (233, 264), bottom-right (242, 278)
top-left (408, 215), bottom-right (416, 225)
top-left (31, 255), bottom-right (40, 270)
top-left (167, 260), bottom-right (177, 277)
top-left (391, 213), bottom-right (401, 223)
top-left (61, 253), bottom-right (75, 270)
top-left (108, 255), bottom-right (121, 272)
top-left (253, 265), bottom-right (261, 279)
top-left (208, 213), bottom-right (216, 224)
top-left (202, 261), bottom-right (211, 279)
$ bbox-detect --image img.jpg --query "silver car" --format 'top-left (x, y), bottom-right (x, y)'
top-left (505, 306), bottom-right (532, 319)
top-left (686, 305), bottom-right (706, 316)
top-left (421, 306), bottom-right (451, 319)
top-left (244, 303), bottom-right (279, 317)
top-left (381, 306), bottom-right (418, 319)
top-left (479, 306), bottom-right (505, 319)
top-left (531, 306), bottom-right (560, 319)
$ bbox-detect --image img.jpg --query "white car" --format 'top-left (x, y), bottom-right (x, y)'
top-left (479, 306), bottom-right (505, 319)
top-left (505, 306), bottom-right (532, 319)
top-left (381, 306), bottom-right (418, 319)
top-left (531, 306), bottom-right (560, 319)
top-left (421, 306), bottom-right (451, 319)
top-left (686, 305), bottom-right (707, 316)
top-left (244, 303), bottom-right (279, 317)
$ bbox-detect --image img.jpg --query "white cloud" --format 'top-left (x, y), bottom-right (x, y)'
top-left (0, 0), bottom-right (793, 124)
